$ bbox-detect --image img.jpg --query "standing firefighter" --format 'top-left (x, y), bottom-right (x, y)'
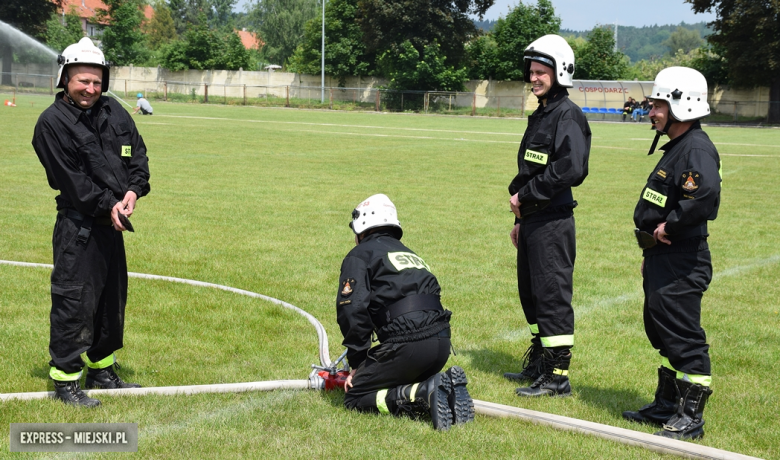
top-left (31, 37), bottom-right (150, 407)
top-left (337, 194), bottom-right (474, 430)
top-left (503, 34), bottom-right (591, 397)
top-left (623, 67), bottom-right (720, 440)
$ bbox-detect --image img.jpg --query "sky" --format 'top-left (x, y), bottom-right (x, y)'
top-left (233, 0), bottom-right (717, 32)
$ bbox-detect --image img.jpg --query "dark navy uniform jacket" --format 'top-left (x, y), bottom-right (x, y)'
top-left (634, 122), bottom-right (721, 244)
top-left (32, 93), bottom-right (150, 215)
top-left (336, 230), bottom-right (451, 368)
top-left (508, 88), bottom-right (591, 223)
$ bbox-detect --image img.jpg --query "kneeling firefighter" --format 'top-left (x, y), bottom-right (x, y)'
top-left (337, 194), bottom-right (474, 430)
top-left (624, 67), bottom-right (721, 440)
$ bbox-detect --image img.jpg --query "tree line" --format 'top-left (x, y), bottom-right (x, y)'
top-left (1, 0), bottom-right (777, 118)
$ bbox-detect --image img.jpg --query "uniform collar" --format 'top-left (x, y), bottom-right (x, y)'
top-left (53, 91), bottom-right (110, 125)
top-left (540, 87), bottom-right (568, 112)
top-left (659, 120), bottom-right (701, 154)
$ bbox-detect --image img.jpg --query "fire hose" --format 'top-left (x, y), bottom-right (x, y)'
top-left (0, 260), bottom-right (761, 460)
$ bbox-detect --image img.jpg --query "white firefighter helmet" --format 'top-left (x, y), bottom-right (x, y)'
top-left (524, 34), bottom-right (575, 88)
top-left (649, 66), bottom-right (710, 122)
top-left (56, 37), bottom-right (110, 89)
top-left (350, 194), bottom-right (402, 238)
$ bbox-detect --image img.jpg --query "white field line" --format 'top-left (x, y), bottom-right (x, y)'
top-left (0, 260), bottom-right (332, 368)
top-left (0, 259), bottom-right (769, 459)
top-left (157, 114), bottom-right (524, 137)
top-left (153, 115), bottom-right (780, 154)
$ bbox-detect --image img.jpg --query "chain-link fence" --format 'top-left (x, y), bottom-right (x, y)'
top-left (107, 80), bottom-right (526, 117)
top-left (4, 70), bottom-right (779, 123)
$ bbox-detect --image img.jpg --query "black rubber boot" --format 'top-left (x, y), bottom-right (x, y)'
top-left (504, 335), bottom-right (542, 383)
top-left (85, 365), bottom-right (141, 389)
top-left (53, 380), bottom-right (101, 408)
top-left (445, 366), bottom-right (475, 425)
top-left (655, 379), bottom-right (712, 440)
top-left (515, 348), bottom-right (571, 397)
top-left (392, 373), bottom-right (453, 431)
top-left (623, 367), bottom-right (678, 426)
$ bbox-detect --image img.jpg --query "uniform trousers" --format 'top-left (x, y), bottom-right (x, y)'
top-left (643, 238), bottom-right (712, 375)
top-left (344, 330), bottom-right (451, 412)
top-left (517, 213), bottom-right (576, 342)
top-left (49, 213), bottom-right (127, 374)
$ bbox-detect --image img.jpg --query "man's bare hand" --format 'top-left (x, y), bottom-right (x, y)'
top-left (510, 193), bottom-right (522, 219)
top-left (654, 222), bottom-right (671, 245)
top-left (510, 223), bottom-right (520, 249)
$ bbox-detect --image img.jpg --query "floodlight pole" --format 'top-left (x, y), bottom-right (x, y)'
top-left (321, 0), bottom-right (325, 103)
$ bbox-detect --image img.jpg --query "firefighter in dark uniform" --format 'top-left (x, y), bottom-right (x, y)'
top-left (31, 37), bottom-right (149, 407)
top-left (503, 34), bottom-right (590, 397)
top-left (337, 194), bottom-right (474, 430)
top-left (623, 67), bottom-right (720, 440)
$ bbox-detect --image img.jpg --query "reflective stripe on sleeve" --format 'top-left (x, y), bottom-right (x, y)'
top-left (529, 324), bottom-right (539, 335)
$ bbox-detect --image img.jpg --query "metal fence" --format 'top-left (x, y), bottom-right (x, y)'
top-left (2, 71), bottom-right (778, 123)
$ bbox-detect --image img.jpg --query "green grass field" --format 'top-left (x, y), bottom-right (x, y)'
top-left (1, 92), bottom-right (779, 459)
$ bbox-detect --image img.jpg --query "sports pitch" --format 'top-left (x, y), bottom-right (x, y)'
top-left (1, 93), bottom-right (778, 459)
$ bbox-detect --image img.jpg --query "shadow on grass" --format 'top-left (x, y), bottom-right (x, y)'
top-left (575, 384), bottom-right (649, 419)
top-left (458, 348), bottom-right (525, 377)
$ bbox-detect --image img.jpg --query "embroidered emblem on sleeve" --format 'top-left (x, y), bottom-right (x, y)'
top-left (340, 279), bottom-right (355, 297)
top-left (681, 172), bottom-right (700, 192)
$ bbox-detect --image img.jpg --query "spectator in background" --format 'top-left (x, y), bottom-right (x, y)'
top-left (623, 97), bottom-right (636, 122)
top-left (133, 93), bottom-right (153, 115)
top-left (633, 96), bottom-right (651, 122)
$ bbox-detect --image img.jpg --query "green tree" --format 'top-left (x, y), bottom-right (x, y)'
top-left (490, 0), bottom-right (560, 81)
top-left (378, 40), bottom-right (466, 91)
top-left (146, 1), bottom-right (178, 49)
top-left (168, 0), bottom-right (207, 35)
top-left (208, 0), bottom-right (237, 29)
top-left (686, 0), bottom-right (780, 122)
top-left (574, 25), bottom-right (629, 80)
top-left (464, 34), bottom-right (499, 80)
top-left (160, 13), bottom-right (249, 70)
top-left (245, 0), bottom-right (318, 67)
top-left (357, 0), bottom-right (494, 69)
top-left (287, 0), bottom-right (376, 84)
top-left (0, 0), bottom-right (63, 84)
top-left (45, 10), bottom-right (85, 54)
top-left (662, 26), bottom-right (703, 55)
top-left (97, 0), bottom-right (148, 66)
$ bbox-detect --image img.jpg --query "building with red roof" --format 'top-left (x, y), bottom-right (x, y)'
top-left (55, 0), bottom-right (153, 37)
top-left (236, 29), bottom-right (263, 51)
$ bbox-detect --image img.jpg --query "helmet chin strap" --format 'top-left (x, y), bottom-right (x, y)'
top-left (647, 116), bottom-right (675, 155)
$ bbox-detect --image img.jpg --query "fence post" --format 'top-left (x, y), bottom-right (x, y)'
top-left (424, 92), bottom-right (428, 113)
top-left (329, 88), bottom-right (333, 109)
top-left (204, 84), bottom-right (208, 103)
top-left (733, 101), bottom-right (737, 122)
top-left (224, 85), bottom-right (226, 104)
top-left (521, 95), bottom-right (525, 119)
top-left (286, 86), bottom-right (290, 107)
top-left (497, 96), bottom-right (500, 117)
top-left (164, 81), bottom-right (168, 101)
top-left (50, 77), bottom-right (54, 95)
top-left (243, 84), bottom-right (247, 105)
top-left (375, 91), bottom-right (380, 111)
top-left (124, 80), bottom-right (127, 97)
top-left (471, 93), bottom-right (476, 116)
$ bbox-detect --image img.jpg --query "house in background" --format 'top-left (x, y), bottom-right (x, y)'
top-left (55, 0), bottom-right (153, 38)
top-left (236, 29), bottom-right (263, 51)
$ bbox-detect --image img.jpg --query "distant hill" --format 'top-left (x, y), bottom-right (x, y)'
top-left (474, 19), bottom-right (497, 32)
top-left (560, 22), bottom-right (712, 63)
